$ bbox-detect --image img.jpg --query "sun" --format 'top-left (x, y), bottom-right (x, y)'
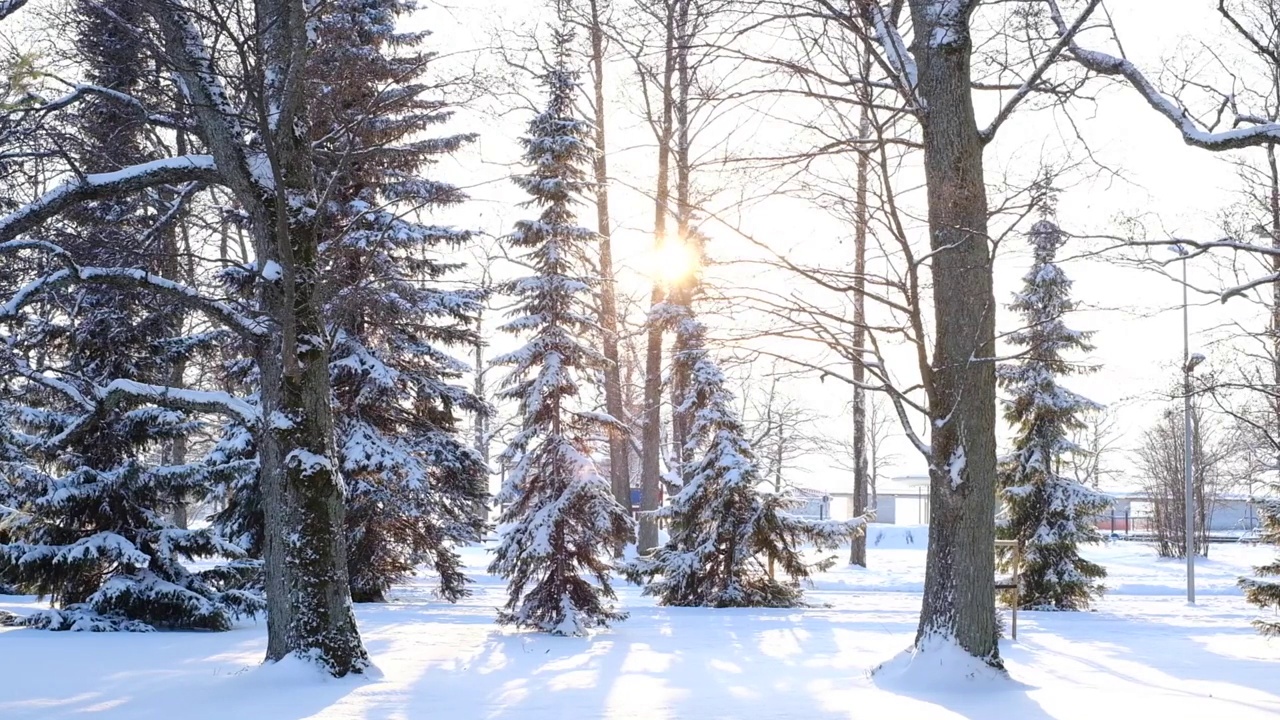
top-left (648, 237), bottom-right (701, 286)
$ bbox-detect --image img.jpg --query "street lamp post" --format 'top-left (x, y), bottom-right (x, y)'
top-left (1173, 244), bottom-right (1202, 605)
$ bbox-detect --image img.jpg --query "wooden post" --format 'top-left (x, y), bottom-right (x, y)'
top-left (995, 539), bottom-right (1020, 640)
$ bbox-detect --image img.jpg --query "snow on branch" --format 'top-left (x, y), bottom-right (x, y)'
top-left (0, 155), bottom-right (218, 243)
top-left (19, 84), bottom-right (190, 131)
top-left (149, 3), bottom-right (272, 197)
top-left (0, 242), bottom-right (269, 338)
top-left (43, 379), bottom-right (259, 452)
top-left (101, 380), bottom-right (259, 425)
top-left (1048, 0), bottom-right (1280, 150)
top-left (865, 2), bottom-right (919, 103)
top-left (7, 356), bottom-right (94, 411)
top-left (0, 0), bottom-right (28, 21)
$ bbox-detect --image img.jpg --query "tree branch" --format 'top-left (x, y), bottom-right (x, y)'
top-left (0, 155), bottom-right (218, 243)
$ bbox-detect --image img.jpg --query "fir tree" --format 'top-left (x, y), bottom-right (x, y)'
top-left (0, 0), bottom-right (260, 631)
top-left (210, 0), bottom-right (489, 603)
top-left (1240, 497), bottom-right (1280, 634)
top-left (625, 232), bottom-right (862, 608)
top-left (996, 219), bottom-right (1110, 610)
top-left (311, 0), bottom-right (488, 603)
top-left (487, 31), bottom-right (635, 635)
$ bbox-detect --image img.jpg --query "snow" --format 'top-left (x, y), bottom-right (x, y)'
top-left (2, 534), bottom-right (1280, 718)
top-left (946, 445), bottom-right (966, 489)
top-left (261, 260), bottom-right (283, 281)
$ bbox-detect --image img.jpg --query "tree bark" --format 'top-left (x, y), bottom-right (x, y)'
top-left (849, 74), bottom-right (871, 567)
top-left (148, 0), bottom-right (367, 676)
top-left (668, 0), bottom-right (695, 489)
top-left (474, 301), bottom-right (490, 524)
top-left (587, 0), bottom-right (633, 513)
top-left (909, 0), bottom-right (1000, 665)
top-left (1269, 144), bottom-right (1280, 484)
top-left (639, 0), bottom-right (678, 553)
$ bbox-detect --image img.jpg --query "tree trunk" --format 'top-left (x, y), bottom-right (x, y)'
top-left (588, 0), bottom-right (633, 513)
top-left (251, 0), bottom-right (366, 677)
top-left (639, 0), bottom-right (679, 553)
top-left (258, 219), bottom-right (366, 676)
top-left (668, 0), bottom-right (695, 490)
top-left (474, 304), bottom-right (490, 525)
top-left (849, 77), bottom-right (871, 568)
top-left (1269, 144), bottom-right (1280, 489)
top-left (909, 1), bottom-right (1000, 665)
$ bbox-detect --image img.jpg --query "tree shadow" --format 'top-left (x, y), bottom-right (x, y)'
top-left (364, 606), bottom-right (913, 720)
top-left (1006, 606), bottom-right (1280, 713)
top-left (0, 627), bottom-right (369, 720)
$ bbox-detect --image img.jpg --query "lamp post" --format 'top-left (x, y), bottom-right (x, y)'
top-left (1172, 244), bottom-right (1202, 604)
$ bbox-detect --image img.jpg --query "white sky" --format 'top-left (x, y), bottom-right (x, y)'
top-left (418, 1), bottom-right (1275, 494)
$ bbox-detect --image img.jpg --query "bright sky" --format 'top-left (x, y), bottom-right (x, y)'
top-left (420, 1), bottom-right (1274, 494)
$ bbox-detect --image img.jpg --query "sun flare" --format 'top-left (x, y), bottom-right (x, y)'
top-left (648, 237), bottom-right (701, 286)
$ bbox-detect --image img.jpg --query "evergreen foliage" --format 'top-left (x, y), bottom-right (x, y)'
top-left (487, 30), bottom-right (635, 635)
top-left (0, 0), bottom-right (260, 631)
top-left (996, 219), bottom-right (1110, 610)
top-left (1240, 497), bottom-right (1280, 634)
top-left (210, 0), bottom-right (489, 603)
top-left (624, 233), bottom-right (863, 608)
top-left (310, 0), bottom-right (488, 603)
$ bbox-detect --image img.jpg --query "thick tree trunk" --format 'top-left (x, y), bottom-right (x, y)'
top-left (909, 1), bottom-right (1000, 665)
top-left (258, 221), bottom-right (365, 676)
top-left (639, 0), bottom-right (679, 553)
top-left (588, 0), bottom-right (632, 513)
top-left (250, 0), bottom-right (365, 678)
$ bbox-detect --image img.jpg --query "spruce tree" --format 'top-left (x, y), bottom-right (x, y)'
top-left (996, 219), bottom-right (1110, 610)
top-left (487, 31), bottom-right (634, 635)
top-left (210, 0), bottom-right (489, 603)
top-left (0, 0), bottom-right (260, 631)
top-left (311, 0), bottom-right (487, 603)
top-left (625, 232), bottom-right (862, 608)
top-left (1240, 497), bottom-right (1280, 634)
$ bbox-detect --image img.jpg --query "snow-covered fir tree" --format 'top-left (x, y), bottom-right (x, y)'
top-left (0, 0), bottom-right (260, 631)
top-left (624, 231), bottom-right (863, 608)
top-left (311, 0), bottom-right (488, 603)
top-left (209, 0), bottom-right (489, 603)
top-left (1240, 496), bottom-right (1280, 634)
top-left (487, 30), bottom-right (635, 635)
top-left (996, 219), bottom-right (1110, 610)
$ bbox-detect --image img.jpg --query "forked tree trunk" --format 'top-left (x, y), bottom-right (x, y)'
top-left (909, 0), bottom-right (999, 665)
top-left (149, 0), bottom-right (368, 676)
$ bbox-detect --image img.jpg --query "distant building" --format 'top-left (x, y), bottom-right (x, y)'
top-left (829, 474), bottom-right (930, 525)
top-left (784, 487), bottom-right (832, 520)
top-left (1096, 490), bottom-right (1266, 534)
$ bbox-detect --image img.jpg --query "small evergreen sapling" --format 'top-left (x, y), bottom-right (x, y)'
top-left (996, 219), bottom-right (1110, 610)
top-left (625, 233), bottom-right (864, 607)
top-left (487, 31), bottom-right (635, 635)
top-left (1240, 497), bottom-right (1280, 634)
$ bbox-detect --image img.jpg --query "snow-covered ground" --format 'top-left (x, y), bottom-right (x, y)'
top-left (2, 525), bottom-right (1279, 719)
